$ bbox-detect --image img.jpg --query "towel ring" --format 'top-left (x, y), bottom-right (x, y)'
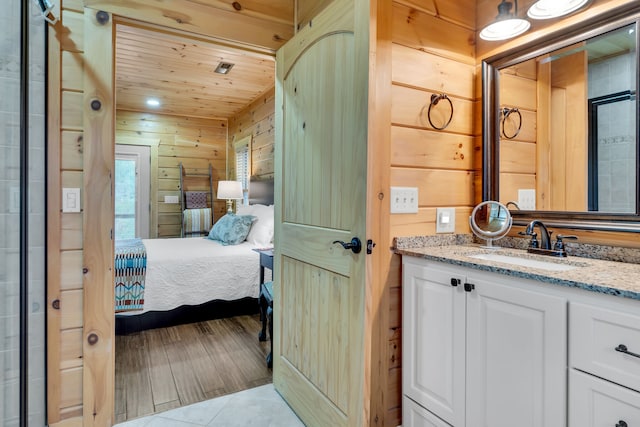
top-left (501, 107), bottom-right (522, 140)
top-left (427, 94), bottom-right (454, 131)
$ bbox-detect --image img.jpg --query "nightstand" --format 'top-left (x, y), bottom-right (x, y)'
top-left (253, 248), bottom-right (274, 368)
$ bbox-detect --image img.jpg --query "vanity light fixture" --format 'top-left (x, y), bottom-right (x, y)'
top-left (527, 0), bottom-right (590, 20)
top-left (479, 0), bottom-right (531, 41)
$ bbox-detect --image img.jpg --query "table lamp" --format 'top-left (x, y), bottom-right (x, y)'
top-left (217, 180), bottom-right (243, 214)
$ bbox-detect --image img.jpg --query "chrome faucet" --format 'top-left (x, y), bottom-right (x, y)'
top-left (525, 220), bottom-right (552, 250)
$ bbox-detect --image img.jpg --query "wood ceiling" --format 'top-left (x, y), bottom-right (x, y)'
top-left (115, 22), bottom-right (277, 119)
top-left (112, 0), bottom-right (622, 119)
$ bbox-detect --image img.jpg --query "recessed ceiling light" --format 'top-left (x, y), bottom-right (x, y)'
top-left (214, 62), bottom-right (235, 74)
top-left (146, 98), bottom-right (160, 107)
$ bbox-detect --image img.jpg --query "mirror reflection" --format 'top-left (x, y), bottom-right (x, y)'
top-left (469, 201), bottom-right (512, 247)
top-left (497, 22), bottom-right (638, 214)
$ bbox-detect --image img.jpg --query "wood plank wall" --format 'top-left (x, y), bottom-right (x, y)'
top-left (47, 1), bottom-right (86, 423)
top-left (115, 111), bottom-right (228, 236)
top-left (45, 1), bottom-right (640, 427)
top-left (227, 88), bottom-right (276, 181)
top-left (386, 1), bottom-right (477, 425)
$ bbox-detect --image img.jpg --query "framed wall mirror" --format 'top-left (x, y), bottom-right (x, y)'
top-left (482, 3), bottom-right (640, 232)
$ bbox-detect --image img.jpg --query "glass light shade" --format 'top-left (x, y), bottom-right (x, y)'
top-left (217, 180), bottom-right (243, 199)
top-left (479, 18), bottom-right (531, 41)
top-left (527, 0), bottom-right (589, 19)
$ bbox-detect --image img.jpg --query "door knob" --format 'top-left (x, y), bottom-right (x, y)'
top-left (333, 237), bottom-right (362, 254)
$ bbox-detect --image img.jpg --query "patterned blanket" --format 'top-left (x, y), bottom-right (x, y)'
top-left (183, 208), bottom-right (212, 237)
top-left (115, 238), bottom-right (147, 312)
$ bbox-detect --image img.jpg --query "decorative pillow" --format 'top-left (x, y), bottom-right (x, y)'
top-left (207, 213), bottom-right (255, 245)
top-left (237, 204), bottom-right (274, 247)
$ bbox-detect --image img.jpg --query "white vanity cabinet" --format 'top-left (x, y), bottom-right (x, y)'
top-left (569, 302), bottom-right (640, 426)
top-left (402, 261), bottom-right (466, 426)
top-left (402, 256), bottom-right (568, 427)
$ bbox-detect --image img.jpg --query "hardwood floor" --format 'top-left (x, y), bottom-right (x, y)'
top-left (115, 314), bottom-right (272, 423)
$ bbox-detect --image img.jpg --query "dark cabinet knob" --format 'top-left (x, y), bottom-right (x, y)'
top-left (450, 278), bottom-right (460, 287)
top-left (616, 421), bottom-right (627, 427)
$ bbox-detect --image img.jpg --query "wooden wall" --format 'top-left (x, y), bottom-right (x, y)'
top-left (47, 1), bottom-right (85, 424)
top-left (115, 111), bottom-right (228, 237)
top-left (45, 1), bottom-right (640, 427)
top-left (386, 1), bottom-right (477, 425)
top-left (227, 87), bottom-right (276, 181)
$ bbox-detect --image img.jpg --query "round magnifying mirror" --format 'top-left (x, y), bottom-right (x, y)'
top-left (469, 201), bottom-right (512, 248)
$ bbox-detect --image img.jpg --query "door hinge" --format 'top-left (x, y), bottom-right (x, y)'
top-left (366, 239), bottom-right (376, 254)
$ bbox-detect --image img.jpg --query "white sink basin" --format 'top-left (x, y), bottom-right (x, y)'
top-left (468, 252), bottom-right (580, 272)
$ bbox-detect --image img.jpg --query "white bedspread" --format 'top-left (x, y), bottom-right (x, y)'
top-left (119, 238), bottom-right (261, 314)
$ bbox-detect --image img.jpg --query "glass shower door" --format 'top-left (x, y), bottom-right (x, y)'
top-left (0, 0), bottom-right (46, 425)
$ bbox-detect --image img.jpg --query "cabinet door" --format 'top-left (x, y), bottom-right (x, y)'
top-left (466, 275), bottom-right (567, 427)
top-left (404, 396), bottom-right (453, 427)
top-left (403, 259), bottom-right (466, 426)
top-left (570, 369), bottom-right (640, 426)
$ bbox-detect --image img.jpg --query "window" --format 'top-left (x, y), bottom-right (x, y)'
top-left (115, 145), bottom-right (150, 239)
top-left (234, 135), bottom-right (252, 205)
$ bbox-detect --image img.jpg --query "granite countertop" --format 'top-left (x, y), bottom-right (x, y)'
top-left (394, 236), bottom-right (640, 301)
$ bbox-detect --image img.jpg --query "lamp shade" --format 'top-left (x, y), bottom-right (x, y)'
top-left (480, 0), bottom-right (531, 41)
top-left (528, 0), bottom-right (589, 19)
top-left (217, 180), bottom-right (243, 200)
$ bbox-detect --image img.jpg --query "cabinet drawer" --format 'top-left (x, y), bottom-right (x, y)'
top-left (570, 302), bottom-right (640, 392)
top-left (569, 369), bottom-right (640, 427)
top-left (403, 396), bottom-right (452, 427)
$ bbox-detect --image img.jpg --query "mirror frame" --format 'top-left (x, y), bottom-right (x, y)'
top-left (482, 3), bottom-right (640, 233)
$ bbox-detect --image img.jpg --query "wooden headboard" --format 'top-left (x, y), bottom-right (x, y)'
top-left (248, 177), bottom-right (274, 205)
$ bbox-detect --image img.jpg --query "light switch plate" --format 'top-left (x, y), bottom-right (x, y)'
top-left (62, 188), bottom-right (81, 213)
top-left (164, 195), bottom-right (179, 204)
top-left (436, 207), bottom-right (456, 233)
top-left (518, 189), bottom-right (536, 210)
top-left (390, 187), bottom-right (419, 214)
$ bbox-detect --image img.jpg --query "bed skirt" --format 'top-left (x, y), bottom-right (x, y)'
top-left (115, 297), bottom-right (259, 335)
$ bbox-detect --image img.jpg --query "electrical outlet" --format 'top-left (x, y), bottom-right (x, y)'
top-left (390, 187), bottom-right (419, 214)
top-left (436, 207), bottom-right (456, 233)
top-left (518, 189), bottom-right (536, 210)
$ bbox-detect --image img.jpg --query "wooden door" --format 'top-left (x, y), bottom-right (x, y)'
top-left (402, 258), bottom-right (466, 427)
top-left (273, 0), bottom-right (369, 425)
top-left (465, 276), bottom-right (567, 427)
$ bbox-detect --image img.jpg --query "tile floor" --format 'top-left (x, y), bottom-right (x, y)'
top-left (114, 384), bottom-right (306, 427)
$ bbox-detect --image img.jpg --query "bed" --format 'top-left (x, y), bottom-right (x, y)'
top-left (116, 178), bottom-right (274, 334)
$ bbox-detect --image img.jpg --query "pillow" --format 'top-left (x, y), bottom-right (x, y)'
top-left (207, 213), bottom-right (256, 245)
top-left (237, 204), bottom-right (274, 247)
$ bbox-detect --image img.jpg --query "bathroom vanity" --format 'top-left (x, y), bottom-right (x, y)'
top-left (398, 244), bottom-right (640, 427)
